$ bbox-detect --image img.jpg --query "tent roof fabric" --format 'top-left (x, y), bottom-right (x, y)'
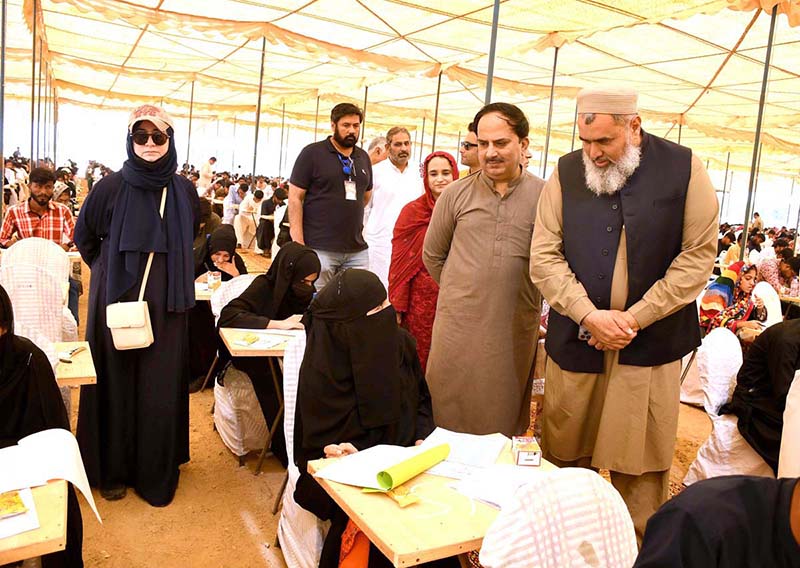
top-left (4, 0), bottom-right (800, 177)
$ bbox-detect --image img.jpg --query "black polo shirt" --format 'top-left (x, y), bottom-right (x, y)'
top-left (290, 137), bottom-right (372, 253)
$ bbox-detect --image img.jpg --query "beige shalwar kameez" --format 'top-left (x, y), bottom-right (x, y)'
top-left (530, 155), bottom-right (719, 540)
top-left (423, 169), bottom-right (545, 437)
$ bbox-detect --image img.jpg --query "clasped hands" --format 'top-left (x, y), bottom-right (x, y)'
top-left (582, 309), bottom-right (639, 351)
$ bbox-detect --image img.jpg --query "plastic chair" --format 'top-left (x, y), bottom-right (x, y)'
top-left (778, 370), bottom-right (800, 478)
top-left (277, 333), bottom-right (330, 568)
top-left (683, 328), bottom-right (774, 485)
top-left (479, 468), bottom-right (638, 568)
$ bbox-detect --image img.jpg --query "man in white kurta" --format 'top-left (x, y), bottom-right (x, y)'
top-left (364, 127), bottom-right (423, 290)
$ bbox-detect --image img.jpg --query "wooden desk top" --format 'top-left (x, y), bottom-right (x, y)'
top-left (219, 328), bottom-right (301, 357)
top-left (194, 283), bottom-right (214, 302)
top-left (0, 480), bottom-right (68, 565)
top-left (780, 295), bottom-right (800, 305)
top-left (309, 448), bottom-right (556, 567)
top-left (54, 341), bottom-right (96, 387)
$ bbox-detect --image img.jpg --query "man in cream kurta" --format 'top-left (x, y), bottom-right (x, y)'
top-left (424, 103), bottom-right (544, 437)
top-left (530, 87), bottom-right (718, 542)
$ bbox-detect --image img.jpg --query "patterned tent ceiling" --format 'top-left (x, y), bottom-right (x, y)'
top-left (3, 0), bottom-right (800, 178)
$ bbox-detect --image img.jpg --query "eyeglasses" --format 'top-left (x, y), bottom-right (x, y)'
top-left (460, 141), bottom-right (478, 150)
top-left (131, 130), bottom-right (169, 146)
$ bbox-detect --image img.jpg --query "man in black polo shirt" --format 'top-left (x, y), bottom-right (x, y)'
top-left (288, 103), bottom-right (373, 289)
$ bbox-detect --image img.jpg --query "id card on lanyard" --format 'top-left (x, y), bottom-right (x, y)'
top-left (337, 153), bottom-right (357, 201)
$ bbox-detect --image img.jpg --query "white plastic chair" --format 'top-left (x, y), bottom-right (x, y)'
top-left (2, 237), bottom-right (70, 282)
top-left (479, 468), bottom-right (638, 568)
top-left (752, 281), bottom-right (783, 328)
top-left (277, 333), bottom-right (330, 568)
top-left (684, 328), bottom-right (774, 485)
top-left (778, 371), bottom-right (800, 478)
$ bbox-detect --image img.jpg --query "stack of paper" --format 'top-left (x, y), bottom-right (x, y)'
top-left (420, 427), bottom-right (508, 480)
top-left (0, 488), bottom-right (39, 540)
top-left (0, 429), bottom-right (101, 523)
top-left (453, 464), bottom-right (548, 510)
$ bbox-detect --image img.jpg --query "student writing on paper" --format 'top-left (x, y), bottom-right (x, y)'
top-left (294, 269), bottom-right (455, 567)
top-left (0, 285), bottom-right (84, 567)
top-left (217, 243), bottom-right (320, 466)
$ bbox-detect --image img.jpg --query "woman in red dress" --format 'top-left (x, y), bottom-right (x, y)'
top-left (388, 151), bottom-right (459, 371)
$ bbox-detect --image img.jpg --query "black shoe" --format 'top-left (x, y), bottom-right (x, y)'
top-left (100, 485), bottom-right (127, 501)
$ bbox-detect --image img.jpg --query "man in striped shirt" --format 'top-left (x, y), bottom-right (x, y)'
top-left (0, 167), bottom-right (75, 249)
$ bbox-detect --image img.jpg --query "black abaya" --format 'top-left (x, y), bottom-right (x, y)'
top-left (75, 171), bottom-right (197, 507)
top-left (0, 335), bottom-right (84, 567)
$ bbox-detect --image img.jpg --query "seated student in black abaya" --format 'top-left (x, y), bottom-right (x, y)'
top-left (634, 475), bottom-right (800, 568)
top-left (0, 285), bottom-right (84, 568)
top-left (188, 224), bottom-right (248, 392)
top-left (217, 242), bottom-right (320, 466)
top-left (293, 269), bottom-right (455, 568)
top-left (720, 318), bottom-right (800, 474)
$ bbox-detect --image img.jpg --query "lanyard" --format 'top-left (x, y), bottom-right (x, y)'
top-left (337, 153), bottom-right (355, 181)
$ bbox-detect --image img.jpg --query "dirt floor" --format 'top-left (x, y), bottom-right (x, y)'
top-left (69, 250), bottom-right (712, 568)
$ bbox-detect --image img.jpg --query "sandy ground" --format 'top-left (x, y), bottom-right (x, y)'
top-left (68, 250), bottom-right (712, 568)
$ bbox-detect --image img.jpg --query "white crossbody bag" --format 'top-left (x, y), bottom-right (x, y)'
top-left (105, 186), bottom-right (167, 350)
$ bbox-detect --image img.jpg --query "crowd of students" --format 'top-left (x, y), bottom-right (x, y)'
top-left (1, 94), bottom-right (799, 568)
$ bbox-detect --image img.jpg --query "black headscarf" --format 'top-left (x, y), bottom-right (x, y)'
top-left (297, 269), bottom-right (404, 453)
top-left (264, 242), bottom-right (321, 317)
top-left (107, 123), bottom-right (195, 312)
top-left (209, 224), bottom-right (237, 259)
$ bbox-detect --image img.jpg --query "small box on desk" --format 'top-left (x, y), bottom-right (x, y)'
top-left (512, 436), bottom-right (542, 466)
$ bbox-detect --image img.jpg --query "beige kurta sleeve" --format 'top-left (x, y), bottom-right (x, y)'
top-left (530, 168), bottom-right (597, 325)
top-left (627, 154), bottom-right (719, 329)
top-left (422, 186), bottom-right (456, 284)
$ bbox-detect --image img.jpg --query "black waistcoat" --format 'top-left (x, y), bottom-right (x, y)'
top-left (545, 132), bottom-right (701, 373)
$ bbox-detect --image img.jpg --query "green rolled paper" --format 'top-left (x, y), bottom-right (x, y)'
top-left (375, 443), bottom-right (450, 490)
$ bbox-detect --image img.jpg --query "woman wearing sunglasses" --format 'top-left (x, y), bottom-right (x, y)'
top-left (74, 105), bottom-right (200, 507)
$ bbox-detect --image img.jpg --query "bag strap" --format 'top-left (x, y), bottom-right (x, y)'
top-left (137, 186), bottom-right (168, 302)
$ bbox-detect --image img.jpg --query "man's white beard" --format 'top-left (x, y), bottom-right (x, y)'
top-left (582, 140), bottom-right (641, 196)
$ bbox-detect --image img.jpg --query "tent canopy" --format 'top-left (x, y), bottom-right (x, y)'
top-left (3, 0), bottom-right (800, 176)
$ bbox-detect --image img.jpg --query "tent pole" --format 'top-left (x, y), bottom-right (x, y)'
top-left (720, 151), bottom-right (730, 222)
top-left (30, 0), bottom-right (36, 164)
top-left (361, 85), bottom-right (368, 147)
top-left (752, 142), bottom-right (763, 220)
top-left (787, 177), bottom-right (795, 226)
top-left (313, 94), bottom-right (319, 141)
top-left (431, 71), bottom-right (443, 152)
top-left (740, 5), bottom-right (777, 260)
top-left (278, 103), bottom-right (286, 177)
top-left (52, 99), bottom-right (57, 166)
top-left (418, 116), bottom-right (426, 163)
top-left (36, 39), bottom-right (42, 162)
top-left (794, 178), bottom-right (800, 241)
top-left (231, 117), bottom-right (236, 172)
top-left (186, 80), bottom-right (195, 169)
top-left (484, 0), bottom-right (501, 104)
top-left (252, 37), bottom-right (266, 185)
top-left (43, 64), bottom-right (48, 163)
top-left (570, 102), bottom-right (578, 151)
top-left (1, 0), bottom-right (6, 220)
top-left (456, 131), bottom-right (461, 158)
top-left (677, 122), bottom-right (682, 145)
top-left (541, 46), bottom-right (559, 179)
top-left (725, 172), bottom-right (733, 221)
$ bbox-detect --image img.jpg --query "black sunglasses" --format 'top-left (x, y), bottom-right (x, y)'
top-left (131, 130), bottom-right (169, 146)
top-left (460, 141), bottom-right (478, 150)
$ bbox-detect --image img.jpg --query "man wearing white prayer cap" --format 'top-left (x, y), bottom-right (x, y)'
top-left (530, 85), bottom-right (719, 542)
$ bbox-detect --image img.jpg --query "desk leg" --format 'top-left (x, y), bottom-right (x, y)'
top-left (255, 356), bottom-right (285, 475)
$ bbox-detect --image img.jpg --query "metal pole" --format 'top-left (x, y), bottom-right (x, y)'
top-left (186, 80), bottom-right (195, 168)
top-left (42, 64), bottom-right (48, 163)
top-left (361, 85), bottom-right (368, 147)
top-left (30, 0), bottom-right (37, 163)
top-left (251, 37), bottom-right (266, 186)
top-left (752, 142), bottom-right (763, 214)
top-left (484, 0), bottom-right (501, 104)
top-left (418, 116), bottom-right (426, 162)
top-left (231, 117), bottom-right (236, 172)
top-left (278, 103), bottom-right (286, 177)
top-left (52, 99), bottom-right (57, 166)
top-left (313, 94), bottom-right (320, 140)
top-left (725, 172), bottom-right (733, 221)
top-left (431, 71), bottom-right (443, 152)
top-left (36, 39), bottom-right (42, 162)
top-left (541, 46), bottom-right (559, 178)
top-left (456, 131), bottom-right (461, 158)
top-left (740, 5), bottom-right (778, 261)
top-left (570, 102), bottom-right (578, 152)
top-left (677, 122), bottom-right (682, 145)
top-left (787, 177), bottom-right (795, 226)
top-left (719, 152), bottom-right (730, 222)
top-left (0, 0), bottom-right (6, 220)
